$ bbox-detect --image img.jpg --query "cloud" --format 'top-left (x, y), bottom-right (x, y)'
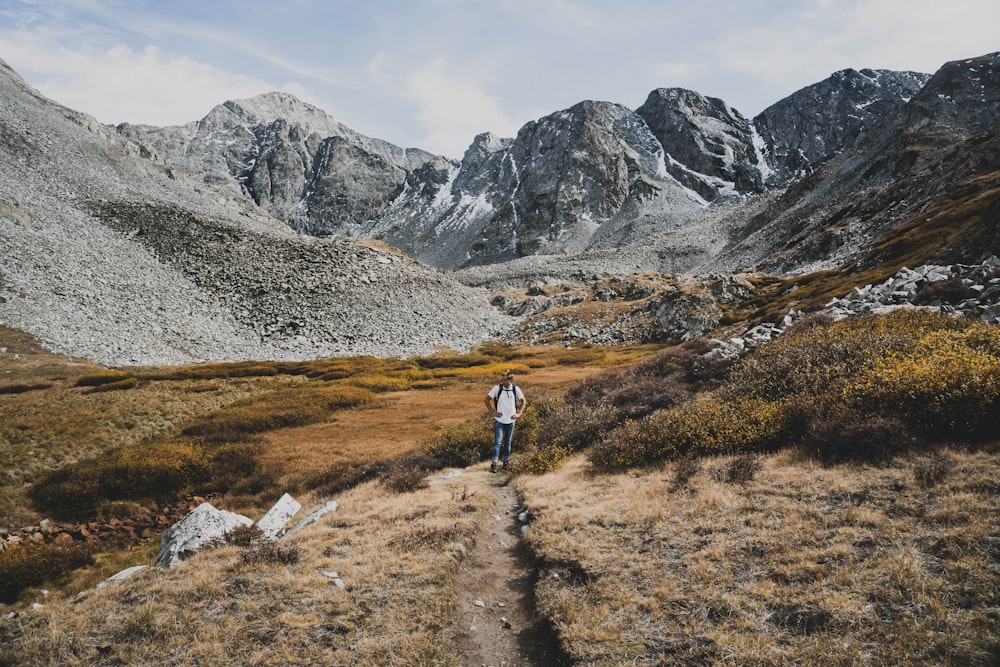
top-left (0, 31), bottom-right (274, 125)
top-left (404, 58), bottom-right (524, 157)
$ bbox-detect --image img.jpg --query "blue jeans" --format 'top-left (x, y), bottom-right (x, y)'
top-left (492, 421), bottom-right (515, 463)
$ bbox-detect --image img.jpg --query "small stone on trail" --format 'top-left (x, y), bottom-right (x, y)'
top-left (473, 599), bottom-right (485, 607)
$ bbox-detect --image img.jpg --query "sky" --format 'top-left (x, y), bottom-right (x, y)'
top-left (0, 0), bottom-right (996, 158)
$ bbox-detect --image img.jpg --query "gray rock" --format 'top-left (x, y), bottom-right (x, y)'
top-left (154, 502), bottom-right (252, 568)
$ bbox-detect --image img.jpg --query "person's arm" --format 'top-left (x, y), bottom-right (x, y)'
top-left (514, 391), bottom-right (527, 418)
top-left (485, 390), bottom-right (500, 417)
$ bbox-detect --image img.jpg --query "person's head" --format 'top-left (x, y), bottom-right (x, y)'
top-left (501, 371), bottom-right (514, 385)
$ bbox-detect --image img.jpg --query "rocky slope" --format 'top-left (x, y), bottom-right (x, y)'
top-left (0, 59), bottom-right (510, 366)
top-left (707, 52), bottom-right (1000, 276)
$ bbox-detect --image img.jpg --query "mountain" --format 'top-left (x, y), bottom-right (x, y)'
top-left (2, 52), bottom-right (999, 366)
top-left (117, 93), bottom-right (450, 237)
top-left (0, 59), bottom-right (509, 366)
top-left (708, 52), bottom-right (1000, 275)
top-left (752, 68), bottom-right (931, 187)
top-left (122, 64), bottom-right (941, 272)
top-left (363, 101), bottom-right (710, 269)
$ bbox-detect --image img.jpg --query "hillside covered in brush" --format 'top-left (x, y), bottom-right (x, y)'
top-left (1, 303), bottom-right (998, 665)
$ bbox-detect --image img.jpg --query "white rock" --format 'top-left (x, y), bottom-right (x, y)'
top-left (97, 565), bottom-right (148, 589)
top-left (154, 502), bottom-right (252, 568)
top-left (428, 470), bottom-right (463, 485)
top-left (281, 500), bottom-right (338, 540)
top-left (255, 493), bottom-right (301, 539)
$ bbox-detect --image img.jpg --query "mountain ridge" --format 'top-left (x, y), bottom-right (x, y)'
top-left (118, 60), bottom-right (947, 272)
top-left (1, 52), bottom-right (999, 366)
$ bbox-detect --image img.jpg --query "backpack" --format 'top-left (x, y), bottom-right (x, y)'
top-left (492, 384), bottom-right (518, 411)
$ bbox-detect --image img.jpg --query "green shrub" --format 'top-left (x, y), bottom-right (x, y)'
top-left (424, 416), bottom-right (493, 467)
top-left (179, 383), bottom-right (371, 443)
top-left (0, 542), bottom-right (94, 603)
top-left (589, 398), bottom-right (783, 471)
top-left (381, 460), bottom-right (430, 493)
top-left (415, 352), bottom-right (492, 369)
top-left (571, 346), bottom-right (728, 420)
top-left (421, 408), bottom-right (539, 468)
top-left (912, 453), bottom-right (955, 488)
top-left (532, 396), bottom-right (621, 454)
top-left (29, 441), bottom-right (208, 517)
top-left (782, 398), bottom-right (912, 463)
top-left (85, 376), bottom-right (138, 393)
top-left (0, 382), bottom-right (53, 394)
top-left (671, 455), bottom-right (702, 489)
top-left (709, 453), bottom-right (763, 484)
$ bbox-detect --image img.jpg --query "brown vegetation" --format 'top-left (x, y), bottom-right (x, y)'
top-left (1, 311), bottom-right (998, 664)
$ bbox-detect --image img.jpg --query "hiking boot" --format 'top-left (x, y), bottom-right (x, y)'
top-left (502, 460), bottom-right (509, 469)
top-left (490, 462), bottom-right (497, 473)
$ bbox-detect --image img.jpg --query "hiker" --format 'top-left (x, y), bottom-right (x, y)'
top-left (484, 371), bottom-right (527, 472)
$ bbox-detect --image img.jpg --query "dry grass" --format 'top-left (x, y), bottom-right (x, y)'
top-left (517, 451), bottom-right (1000, 666)
top-left (0, 472), bottom-right (491, 666)
top-left (4, 319), bottom-right (998, 665)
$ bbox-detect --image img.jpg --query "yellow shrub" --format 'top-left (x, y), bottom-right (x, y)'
top-left (590, 398), bottom-right (783, 471)
top-left (845, 325), bottom-right (1000, 437)
top-left (726, 310), bottom-right (965, 401)
top-left (516, 443), bottom-right (573, 475)
top-left (0, 542), bottom-right (93, 603)
top-left (29, 441), bottom-right (209, 517)
top-left (347, 373), bottom-right (414, 392)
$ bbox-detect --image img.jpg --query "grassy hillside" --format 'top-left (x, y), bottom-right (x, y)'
top-left (1, 309), bottom-right (998, 665)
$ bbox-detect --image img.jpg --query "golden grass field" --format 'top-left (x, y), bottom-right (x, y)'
top-left (1, 321), bottom-right (998, 666)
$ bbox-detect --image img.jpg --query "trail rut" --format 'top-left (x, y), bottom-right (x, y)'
top-left (446, 467), bottom-right (568, 667)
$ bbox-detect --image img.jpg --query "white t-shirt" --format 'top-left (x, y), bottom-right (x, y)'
top-left (488, 383), bottom-right (524, 424)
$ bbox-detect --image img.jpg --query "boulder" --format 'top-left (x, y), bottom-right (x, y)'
top-left (255, 493), bottom-right (302, 539)
top-left (154, 502), bottom-right (252, 567)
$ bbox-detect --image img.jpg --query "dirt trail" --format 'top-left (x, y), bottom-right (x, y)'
top-left (447, 468), bottom-right (568, 667)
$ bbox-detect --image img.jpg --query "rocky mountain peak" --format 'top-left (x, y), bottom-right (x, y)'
top-left (752, 67), bottom-right (931, 187)
top-left (895, 52), bottom-right (1000, 138)
top-left (636, 87), bottom-right (763, 202)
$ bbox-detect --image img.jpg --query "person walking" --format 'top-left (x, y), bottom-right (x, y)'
top-left (484, 371), bottom-right (527, 472)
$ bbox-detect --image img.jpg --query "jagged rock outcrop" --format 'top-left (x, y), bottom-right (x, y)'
top-left (752, 68), bottom-right (931, 187)
top-left (367, 101), bottom-right (705, 269)
top-left (637, 88), bottom-right (765, 201)
top-left (706, 52), bottom-right (1000, 276)
top-left (118, 93), bottom-right (449, 237)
